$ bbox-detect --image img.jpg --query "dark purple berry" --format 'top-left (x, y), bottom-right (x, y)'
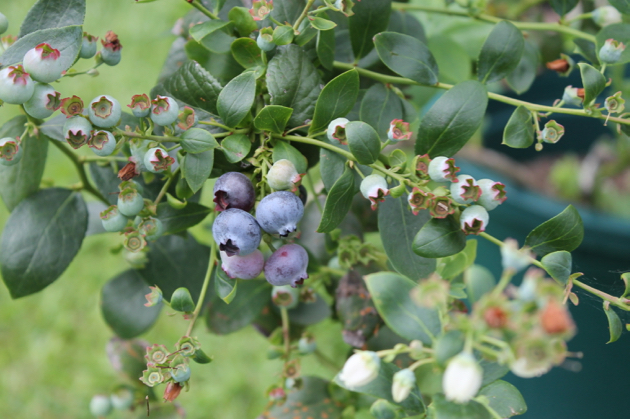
top-left (264, 244), bottom-right (309, 287)
top-left (213, 172), bottom-right (256, 212)
top-left (256, 191), bottom-right (304, 236)
top-left (212, 208), bottom-right (262, 256)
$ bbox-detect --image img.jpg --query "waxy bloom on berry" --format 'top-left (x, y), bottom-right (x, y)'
top-left (257, 27), bottom-right (275, 52)
top-left (24, 83), bottom-right (61, 119)
top-left (63, 116), bottom-right (92, 149)
top-left (428, 156), bottom-right (460, 182)
top-left (450, 174), bottom-right (481, 204)
top-left (250, 0), bottom-right (273, 21)
top-left (89, 130), bottom-right (116, 157)
top-left (151, 95), bottom-right (179, 126)
top-left (267, 159), bottom-right (302, 191)
top-left (100, 205), bottom-right (128, 233)
top-left (540, 120), bottom-right (564, 144)
top-left (128, 94), bottom-right (151, 117)
top-left (23, 43), bottom-right (64, 83)
top-left (0, 65), bottom-right (35, 104)
top-left (144, 147), bottom-right (175, 173)
top-left (89, 95), bottom-right (122, 128)
top-left (100, 30), bottom-right (123, 66)
top-left (460, 205), bottom-right (489, 235)
top-left (327, 117), bottom-right (349, 144)
top-left (0, 137), bottom-right (23, 166)
top-left (477, 178), bottom-right (506, 211)
top-left (387, 119), bottom-right (412, 141)
top-left (442, 352), bottom-right (483, 403)
top-left (360, 174), bottom-right (389, 210)
top-left (339, 351), bottom-right (381, 388)
top-left (600, 39), bottom-right (626, 64)
top-left (80, 32), bottom-right (98, 59)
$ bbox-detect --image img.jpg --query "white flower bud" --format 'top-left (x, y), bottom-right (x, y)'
top-left (339, 351), bottom-right (381, 388)
top-left (428, 156), bottom-right (459, 182)
top-left (392, 368), bottom-right (416, 402)
top-left (442, 352), bottom-right (483, 403)
top-left (460, 205), bottom-right (489, 235)
top-left (592, 6), bottom-right (622, 27)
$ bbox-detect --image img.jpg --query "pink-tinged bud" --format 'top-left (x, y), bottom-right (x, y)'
top-left (442, 352), bottom-right (482, 403)
top-left (460, 205), bottom-right (489, 235)
top-left (221, 249), bottom-right (265, 280)
top-left (23, 43), bottom-right (64, 83)
top-left (339, 351), bottom-right (381, 388)
top-left (143, 147), bottom-right (175, 173)
top-left (249, 0), bottom-right (273, 21)
top-left (101, 31), bottom-right (123, 66)
top-left (0, 65), bottom-right (35, 104)
top-left (539, 120), bottom-right (564, 144)
top-left (413, 154), bottom-right (432, 178)
top-left (387, 119), bottom-right (412, 141)
top-left (450, 175), bottom-right (481, 204)
top-left (392, 368), bottom-right (415, 403)
top-left (163, 382), bottom-right (183, 402)
top-left (89, 95), bottom-right (122, 128)
top-left (333, 0), bottom-right (355, 17)
top-left (430, 195), bottom-right (455, 219)
top-left (89, 130), bottom-right (117, 157)
top-left (327, 117), bottom-right (349, 144)
top-left (599, 38), bottom-right (626, 64)
top-left (500, 238), bottom-right (534, 273)
top-left (267, 159), bottom-right (303, 191)
top-left (540, 299), bottom-right (575, 335)
top-left (144, 286), bottom-right (163, 307)
top-left (128, 94), bottom-right (151, 117)
top-left (428, 156), bottom-right (460, 182)
top-left (268, 386), bottom-right (286, 402)
top-left (408, 187), bottom-right (434, 215)
top-left (151, 95), bottom-right (179, 126)
top-left (79, 32), bottom-right (98, 59)
top-left (360, 174), bottom-right (390, 210)
top-left (562, 85), bottom-right (583, 107)
top-left (0, 137), bottom-right (23, 166)
top-left (177, 106), bottom-right (196, 131)
top-left (24, 83), bottom-right (61, 119)
top-left (60, 95), bottom-right (84, 117)
top-left (477, 178), bottom-right (506, 211)
top-left (63, 116), bottom-right (92, 149)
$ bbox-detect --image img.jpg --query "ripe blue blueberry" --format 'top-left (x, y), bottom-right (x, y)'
top-left (220, 249), bottom-right (265, 279)
top-left (212, 208), bottom-right (262, 256)
top-left (264, 244), bottom-right (309, 287)
top-left (23, 43), bottom-right (64, 83)
top-left (151, 95), bottom-right (179, 126)
top-left (24, 83), bottom-right (61, 119)
top-left (213, 172), bottom-right (256, 212)
top-left (117, 187), bottom-right (144, 217)
top-left (100, 205), bottom-right (129, 232)
top-left (256, 191), bottom-right (304, 236)
top-left (63, 116), bottom-right (92, 149)
top-left (80, 32), bottom-right (98, 59)
top-left (89, 95), bottom-right (122, 128)
top-left (88, 130), bottom-right (116, 156)
top-left (0, 137), bottom-right (23, 166)
top-left (0, 65), bottom-right (35, 104)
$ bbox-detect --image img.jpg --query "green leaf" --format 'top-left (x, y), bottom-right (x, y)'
top-left (156, 202), bottom-right (211, 235)
top-left (479, 380), bottom-right (527, 418)
top-left (0, 188), bottom-right (87, 299)
top-left (464, 265), bottom-right (495, 304)
top-left (316, 24), bottom-right (336, 70)
top-left (428, 36), bottom-right (471, 84)
top-left (506, 40), bottom-right (539, 95)
top-left (524, 205), bottom-right (584, 256)
top-left (0, 25), bottom-right (82, 70)
top-left (348, 0), bottom-right (392, 59)
top-left (267, 44), bottom-right (322, 127)
top-left (378, 195), bottom-right (436, 281)
top-left (317, 166), bottom-right (356, 233)
top-left (171, 287), bottom-right (195, 312)
top-left (161, 61), bottom-right (223, 115)
top-left (271, 0), bottom-right (305, 25)
top-left (0, 116), bottom-right (48, 211)
top-left (286, 293), bottom-right (331, 326)
top-left (89, 161), bottom-right (161, 206)
top-left (220, 134), bottom-right (251, 163)
top-left (228, 7), bottom-right (258, 37)
top-left (596, 24), bottom-right (630, 65)
top-left (431, 394), bottom-right (492, 419)
top-left (254, 105), bottom-right (293, 134)
top-left (549, 0), bottom-right (579, 16)
top-left (19, 0), bottom-right (86, 37)
top-left (346, 121), bottom-right (381, 165)
top-left (138, 234), bottom-right (209, 302)
top-left (365, 271), bottom-right (441, 345)
top-left (480, 358), bottom-right (510, 386)
top-left (389, 10), bottom-right (427, 43)
top-left (265, 376), bottom-right (344, 419)
top-left (180, 128), bottom-right (219, 153)
top-left (412, 216), bottom-right (467, 259)
top-left (217, 71), bottom-right (256, 127)
top-left (230, 37), bottom-right (265, 69)
top-left (206, 279), bottom-right (270, 334)
top-left (273, 25), bottom-right (295, 45)
top-left (541, 251), bottom-right (572, 284)
top-left (182, 149), bottom-right (214, 193)
top-left (310, 16), bottom-right (337, 31)
top-left (375, 32), bottom-right (439, 85)
top-left (101, 270), bottom-right (162, 339)
top-left (360, 83), bottom-right (404, 138)
top-left (502, 105), bottom-right (535, 148)
top-left (604, 303), bottom-right (622, 343)
top-left (477, 21), bottom-right (525, 84)
top-left (309, 69), bottom-right (360, 135)
top-left (579, 63), bottom-right (606, 106)
top-left (190, 20), bottom-right (235, 54)
top-left (610, 0), bottom-right (630, 14)
top-left (436, 240), bottom-right (477, 280)
top-left (272, 140), bottom-right (308, 174)
top-left (574, 39), bottom-right (600, 66)
top-left (434, 331), bottom-right (465, 367)
top-left (214, 269), bottom-right (238, 304)
top-left (415, 81), bottom-right (488, 157)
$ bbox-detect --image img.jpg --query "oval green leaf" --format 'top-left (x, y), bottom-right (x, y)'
top-left (156, 202), bottom-right (211, 235)
top-left (230, 37), bottom-right (265, 69)
top-left (579, 62), bottom-right (606, 106)
top-left (162, 61), bottom-right (223, 115)
top-left (541, 251), bottom-right (572, 284)
top-left (221, 134), bottom-right (251, 163)
top-left (217, 71), bottom-right (256, 128)
top-left (506, 40), bottom-right (539, 95)
top-left (20, 0), bottom-right (86, 37)
top-left (180, 128), bottom-right (219, 154)
top-left (374, 32), bottom-right (439, 85)
top-left (412, 216), bottom-right (467, 258)
top-left (182, 149), bottom-right (214, 193)
top-left (610, 0), bottom-right (630, 14)
top-left (348, 0), bottom-right (392, 59)
top-left (310, 16), bottom-right (336, 31)
top-left (206, 279), bottom-right (270, 334)
top-left (190, 20), bottom-right (235, 54)
top-left (415, 80), bottom-right (488, 157)
top-left (272, 140), bottom-right (308, 174)
top-left (346, 121), bottom-right (382, 165)
top-left (214, 269), bottom-right (238, 304)
top-left (317, 166), bottom-right (356, 233)
top-left (479, 380), bottom-right (527, 418)
top-left (254, 105), bottom-right (293, 134)
top-left (316, 24), bottom-right (335, 70)
top-left (524, 205), bottom-right (584, 256)
top-left (502, 105), bottom-right (535, 148)
top-left (604, 303), bottom-right (622, 343)
top-left (309, 69), bottom-right (360, 135)
top-left (477, 21), bottom-right (525, 84)
top-left (228, 6), bottom-right (258, 37)
top-left (550, 0), bottom-right (579, 16)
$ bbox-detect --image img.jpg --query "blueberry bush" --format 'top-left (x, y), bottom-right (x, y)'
top-left (1, 0), bottom-right (630, 418)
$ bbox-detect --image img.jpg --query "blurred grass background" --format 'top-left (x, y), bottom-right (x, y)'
top-left (0, 1), bottom-right (348, 418)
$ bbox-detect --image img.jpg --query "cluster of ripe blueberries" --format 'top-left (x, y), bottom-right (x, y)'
top-left (211, 171), bottom-right (309, 288)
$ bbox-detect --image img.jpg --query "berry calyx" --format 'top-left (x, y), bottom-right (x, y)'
top-left (0, 137), bottom-right (23, 166)
top-left (60, 95), bottom-right (84, 117)
top-left (63, 116), bottom-right (92, 149)
top-left (89, 95), bottom-right (122, 128)
top-left (100, 30), bottom-right (122, 66)
top-left (24, 83), bottom-right (61, 119)
top-left (0, 65), bottom-right (35, 104)
top-left (88, 130), bottom-right (117, 156)
top-left (23, 43), bottom-right (64, 83)
top-left (143, 147), bottom-right (175, 173)
top-left (128, 94), bottom-right (151, 117)
top-left (151, 95), bottom-right (179, 126)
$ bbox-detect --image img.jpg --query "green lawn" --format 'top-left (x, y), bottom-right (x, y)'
top-left (0, 1), bottom-right (351, 418)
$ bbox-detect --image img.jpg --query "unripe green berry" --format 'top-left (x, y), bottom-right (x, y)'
top-left (63, 116), bottom-right (92, 149)
top-left (89, 95), bottom-right (122, 128)
top-left (0, 65), bottom-right (35, 104)
top-left (100, 205), bottom-right (129, 232)
top-left (100, 31), bottom-right (122, 66)
top-left (143, 147), bottom-right (175, 173)
top-left (138, 217), bottom-right (164, 241)
top-left (80, 32), bottom-right (98, 59)
top-left (0, 137), bottom-right (23, 166)
top-left (150, 95), bottom-right (179, 126)
top-left (24, 83), bottom-right (61, 119)
top-left (267, 159), bottom-right (301, 191)
top-left (257, 27), bottom-right (275, 51)
top-left (88, 130), bottom-right (116, 156)
top-left (0, 13), bottom-right (8, 35)
top-left (89, 394), bottom-right (113, 417)
top-left (117, 187), bottom-right (144, 217)
top-left (23, 43), bottom-right (64, 83)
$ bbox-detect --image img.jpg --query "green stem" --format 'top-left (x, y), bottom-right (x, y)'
top-left (280, 307), bottom-right (291, 360)
top-left (115, 129), bottom-right (183, 143)
top-left (154, 167), bottom-right (180, 207)
top-left (293, 0), bottom-right (316, 32)
top-left (186, 239), bottom-right (217, 336)
top-left (391, 3), bottom-right (596, 43)
top-left (187, 0), bottom-right (218, 20)
top-left (78, 155), bottom-right (129, 163)
top-left (273, 133), bottom-right (355, 160)
top-left (408, 357), bottom-right (435, 371)
top-left (199, 120), bottom-right (232, 131)
top-left (50, 140), bottom-right (109, 205)
top-left (572, 279), bottom-right (630, 311)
